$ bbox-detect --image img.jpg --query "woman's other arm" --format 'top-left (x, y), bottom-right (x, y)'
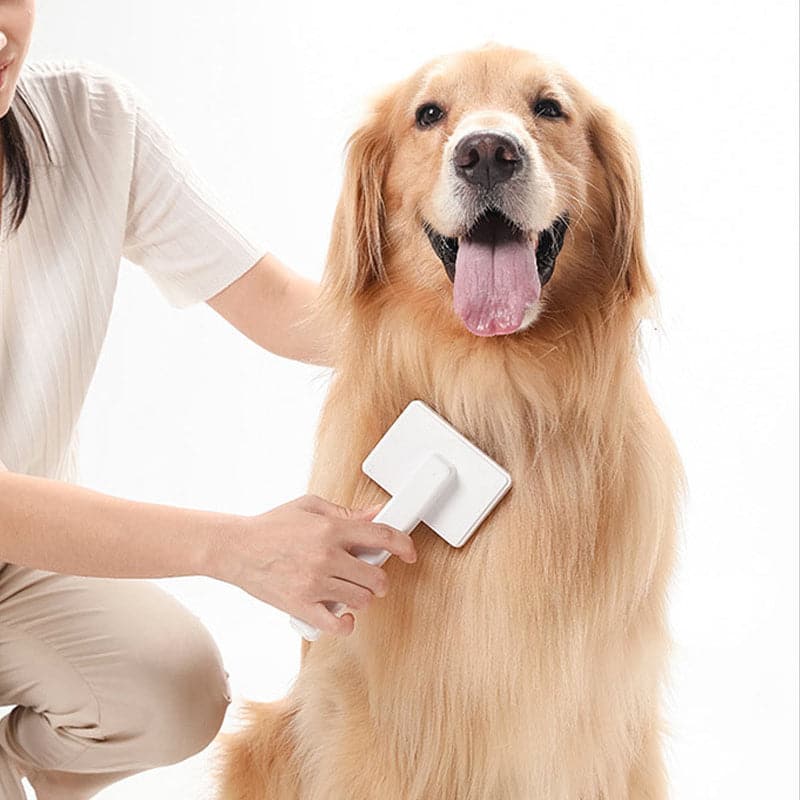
top-left (206, 252), bottom-right (333, 367)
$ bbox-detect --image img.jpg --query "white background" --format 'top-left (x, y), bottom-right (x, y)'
top-left (11, 0), bottom-right (799, 797)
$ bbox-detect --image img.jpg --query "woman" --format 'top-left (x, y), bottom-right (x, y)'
top-left (0, 3), bottom-right (417, 799)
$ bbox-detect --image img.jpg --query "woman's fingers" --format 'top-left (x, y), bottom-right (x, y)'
top-left (333, 551), bottom-right (391, 597)
top-left (298, 493), bottom-right (417, 564)
top-left (322, 577), bottom-right (377, 611)
top-left (344, 523), bottom-right (417, 564)
top-left (303, 575), bottom-right (387, 635)
top-left (300, 603), bottom-right (355, 636)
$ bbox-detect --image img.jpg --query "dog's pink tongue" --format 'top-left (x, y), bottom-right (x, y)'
top-left (454, 215), bottom-right (540, 336)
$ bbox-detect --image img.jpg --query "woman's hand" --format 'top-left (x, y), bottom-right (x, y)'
top-left (205, 494), bottom-right (417, 636)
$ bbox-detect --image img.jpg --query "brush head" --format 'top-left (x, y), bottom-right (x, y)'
top-left (362, 400), bottom-right (512, 547)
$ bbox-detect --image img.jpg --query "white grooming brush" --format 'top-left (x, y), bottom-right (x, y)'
top-left (290, 400), bottom-right (512, 641)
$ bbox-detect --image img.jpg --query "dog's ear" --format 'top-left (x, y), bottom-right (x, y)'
top-left (324, 94), bottom-right (395, 299)
top-left (586, 103), bottom-right (655, 306)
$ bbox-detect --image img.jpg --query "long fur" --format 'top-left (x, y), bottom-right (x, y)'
top-left (216, 45), bottom-right (685, 800)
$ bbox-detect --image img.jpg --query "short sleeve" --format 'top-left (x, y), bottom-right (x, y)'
top-left (121, 88), bottom-right (267, 308)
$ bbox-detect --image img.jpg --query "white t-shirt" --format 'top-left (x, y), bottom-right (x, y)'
top-left (0, 60), bottom-right (267, 480)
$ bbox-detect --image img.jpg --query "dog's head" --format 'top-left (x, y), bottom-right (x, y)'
top-left (323, 45), bottom-right (654, 339)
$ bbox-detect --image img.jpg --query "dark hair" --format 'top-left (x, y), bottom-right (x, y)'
top-left (1, 83), bottom-right (53, 233)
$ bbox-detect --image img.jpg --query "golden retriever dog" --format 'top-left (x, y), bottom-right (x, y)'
top-left (216, 43), bottom-right (685, 799)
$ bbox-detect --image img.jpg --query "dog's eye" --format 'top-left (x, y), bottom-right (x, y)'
top-left (416, 103), bottom-right (446, 129)
top-left (533, 99), bottom-right (564, 119)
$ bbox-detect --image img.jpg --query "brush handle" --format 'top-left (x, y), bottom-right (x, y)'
top-left (290, 453), bottom-right (455, 642)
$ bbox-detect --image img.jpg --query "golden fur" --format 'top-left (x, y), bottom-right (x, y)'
top-left (215, 44), bottom-right (685, 799)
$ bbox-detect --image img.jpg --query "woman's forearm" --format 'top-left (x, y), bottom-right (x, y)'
top-left (206, 252), bottom-right (333, 367)
top-left (0, 471), bottom-right (231, 578)
top-left (279, 271), bottom-right (334, 366)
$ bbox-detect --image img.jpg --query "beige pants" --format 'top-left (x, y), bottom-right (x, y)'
top-left (0, 561), bottom-right (232, 798)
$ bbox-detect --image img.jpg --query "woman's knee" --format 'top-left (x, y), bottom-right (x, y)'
top-left (135, 615), bottom-right (232, 765)
top-left (0, 571), bottom-right (232, 775)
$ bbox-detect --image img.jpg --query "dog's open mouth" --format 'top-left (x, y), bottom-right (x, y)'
top-left (423, 210), bottom-right (570, 336)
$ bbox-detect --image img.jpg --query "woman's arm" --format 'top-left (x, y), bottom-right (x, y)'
top-left (0, 471), bottom-right (416, 635)
top-left (206, 252), bottom-right (333, 367)
top-left (0, 470), bottom-right (224, 579)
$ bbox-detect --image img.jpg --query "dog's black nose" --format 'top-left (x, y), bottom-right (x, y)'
top-left (454, 132), bottom-right (522, 190)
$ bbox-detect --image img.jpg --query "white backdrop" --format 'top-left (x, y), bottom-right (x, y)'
top-left (13, 0), bottom-right (799, 797)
